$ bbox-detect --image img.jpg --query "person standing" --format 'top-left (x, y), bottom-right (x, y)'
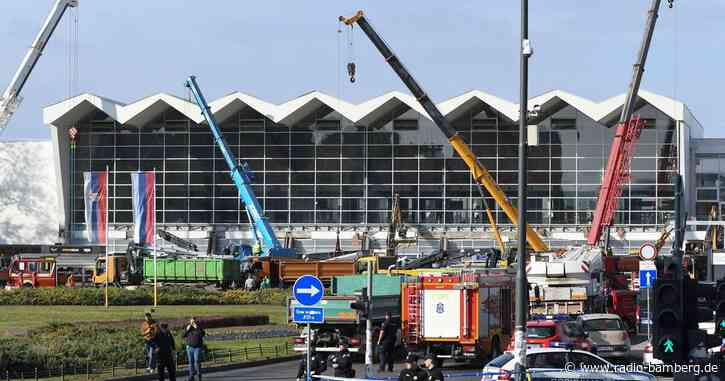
top-left (377, 313), bottom-right (397, 372)
top-left (182, 317), bottom-right (205, 381)
top-left (422, 355), bottom-right (444, 381)
top-left (141, 312), bottom-right (159, 373)
top-left (244, 275), bottom-right (257, 291)
top-left (154, 323), bottom-right (176, 381)
top-left (329, 342), bottom-right (354, 378)
top-left (399, 354), bottom-right (427, 381)
top-left (296, 348), bottom-right (326, 381)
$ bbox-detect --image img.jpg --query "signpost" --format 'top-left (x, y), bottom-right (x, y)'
top-left (639, 260), bottom-right (657, 340)
top-left (639, 243), bottom-right (658, 261)
top-left (293, 275), bottom-right (324, 381)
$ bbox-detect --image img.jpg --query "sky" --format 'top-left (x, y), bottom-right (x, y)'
top-left (0, 0), bottom-right (723, 140)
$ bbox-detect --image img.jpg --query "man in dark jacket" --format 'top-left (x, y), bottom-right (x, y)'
top-left (154, 323), bottom-right (176, 381)
top-left (329, 342), bottom-right (354, 378)
top-left (296, 348), bottom-right (326, 381)
top-left (377, 313), bottom-right (397, 372)
top-left (182, 317), bottom-right (205, 381)
top-left (423, 355), bottom-right (444, 381)
top-left (399, 354), bottom-right (427, 381)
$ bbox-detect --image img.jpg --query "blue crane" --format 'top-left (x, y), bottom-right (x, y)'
top-left (185, 75), bottom-right (296, 258)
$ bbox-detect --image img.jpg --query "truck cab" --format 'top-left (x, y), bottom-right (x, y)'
top-left (93, 254), bottom-right (142, 286)
top-left (8, 257), bottom-right (70, 288)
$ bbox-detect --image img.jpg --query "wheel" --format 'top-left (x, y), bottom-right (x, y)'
top-left (22, 283), bottom-right (33, 288)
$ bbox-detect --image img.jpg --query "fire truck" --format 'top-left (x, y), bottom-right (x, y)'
top-left (7, 256), bottom-right (74, 288)
top-left (401, 269), bottom-right (515, 363)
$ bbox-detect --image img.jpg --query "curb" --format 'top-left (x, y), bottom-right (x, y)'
top-left (105, 355), bottom-right (301, 381)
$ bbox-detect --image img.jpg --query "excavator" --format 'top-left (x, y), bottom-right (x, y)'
top-left (339, 11), bottom-right (549, 253)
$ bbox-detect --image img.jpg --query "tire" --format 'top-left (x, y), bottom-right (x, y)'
top-left (22, 283), bottom-right (33, 288)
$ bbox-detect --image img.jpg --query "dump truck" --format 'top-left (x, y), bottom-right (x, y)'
top-left (401, 269), bottom-right (515, 362)
top-left (143, 257), bottom-right (242, 288)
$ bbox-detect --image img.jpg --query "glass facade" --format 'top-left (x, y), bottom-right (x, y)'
top-left (68, 102), bottom-right (679, 233)
top-left (695, 154), bottom-right (725, 221)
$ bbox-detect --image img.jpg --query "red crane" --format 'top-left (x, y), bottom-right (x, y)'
top-left (587, 0), bottom-right (674, 247)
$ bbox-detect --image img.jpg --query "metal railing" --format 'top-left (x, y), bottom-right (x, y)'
top-left (1, 342), bottom-right (295, 381)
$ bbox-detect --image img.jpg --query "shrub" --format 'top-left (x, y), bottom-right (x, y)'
top-left (0, 287), bottom-right (290, 306)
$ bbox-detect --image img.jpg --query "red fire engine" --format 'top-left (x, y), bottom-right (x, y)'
top-left (401, 269), bottom-right (514, 362)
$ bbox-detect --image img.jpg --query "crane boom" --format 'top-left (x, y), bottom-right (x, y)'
top-left (0, 0), bottom-right (78, 132)
top-left (185, 76), bottom-right (296, 257)
top-left (339, 11), bottom-right (549, 252)
top-left (587, 0), bottom-right (671, 247)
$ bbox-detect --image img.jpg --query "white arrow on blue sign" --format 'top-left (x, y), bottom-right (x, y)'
top-left (293, 275), bottom-right (324, 306)
top-left (639, 269), bottom-right (657, 288)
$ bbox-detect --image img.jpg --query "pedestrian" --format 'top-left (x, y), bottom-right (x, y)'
top-left (141, 312), bottom-right (159, 373)
top-left (244, 275), bottom-right (257, 290)
top-left (182, 317), bottom-right (205, 381)
top-left (260, 275), bottom-right (271, 289)
top-left (377, 312), bottom-right (397, 372)
top-left (154, 323), bottom-right (176, 381)
top-left (296, 348), bottom-right (326, 381)
top-left (329, 342), bottom-right (354, 378)
top-left (422, 354), bottom-right (444, 381)
top-left (399, 354), bottom-right (427, 381)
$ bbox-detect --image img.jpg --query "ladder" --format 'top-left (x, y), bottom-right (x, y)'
top-left (406, 282), bottom-right (422, 344)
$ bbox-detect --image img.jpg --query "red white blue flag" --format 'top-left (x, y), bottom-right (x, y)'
top-left (83, 171), bottom-right (109, 244)
top-left (131, 171), bottom-right (156, 246)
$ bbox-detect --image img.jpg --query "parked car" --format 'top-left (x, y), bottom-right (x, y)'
top-left (577, 313), bottom-right (631, 358)
top-left (505, 319), bottom-right (596, 352)
top-left (481, 348), bottom-right (655, 381)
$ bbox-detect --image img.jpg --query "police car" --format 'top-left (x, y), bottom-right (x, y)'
top-left (481, 348), bottom-right (655, 381)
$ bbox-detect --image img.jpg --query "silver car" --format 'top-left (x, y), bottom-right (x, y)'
top-left (481, 348), bottom-right (654, 381)
top-left (577, 313), bottom-right (631, 358)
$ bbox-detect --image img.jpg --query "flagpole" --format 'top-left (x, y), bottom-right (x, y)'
top-left (153, 169), bottom-right (158, 308)
top-left (105, 167), bottom-right (109, 309)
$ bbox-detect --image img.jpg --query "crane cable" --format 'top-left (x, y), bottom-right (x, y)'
top-left (346, 22), bottom-right (356, 83)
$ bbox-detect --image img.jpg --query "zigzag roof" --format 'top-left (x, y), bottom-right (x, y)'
top-left (43, 89), bottom-right (689, 127)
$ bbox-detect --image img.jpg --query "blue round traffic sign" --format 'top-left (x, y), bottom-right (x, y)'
top-left (293, 275), bottom-right (324, 306)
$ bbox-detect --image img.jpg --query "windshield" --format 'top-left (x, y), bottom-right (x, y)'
top-left (527, 326), bottom-right (556, 338)
top-left (486, 353), bottom-right (514, 368)
top-left (582, 318), bottom-right (623, 331)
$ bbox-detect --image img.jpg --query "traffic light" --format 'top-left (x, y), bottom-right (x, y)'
top-left (715, 280), bottom-right (725, 336)
top-left (653, 278), bottom-right (685, 363)
top-left (351, 287), bottom-right (369, 318)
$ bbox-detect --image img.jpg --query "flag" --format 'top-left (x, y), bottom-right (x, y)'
top-left (131, 171), bottom-right (156, 246)
top-left (84, 171), bottom-right (108, 244)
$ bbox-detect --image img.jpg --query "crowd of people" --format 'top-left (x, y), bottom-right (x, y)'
top-left (141, 312), bottom-right (206, 381)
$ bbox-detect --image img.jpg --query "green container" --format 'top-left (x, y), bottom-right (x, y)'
top-left (143, 257), bottom-right (240, 283)
top-left (331, 274), bottom-right (402, 296)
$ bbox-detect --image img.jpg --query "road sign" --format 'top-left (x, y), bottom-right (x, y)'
top-left (293, 275), bottom-right (324, 306)
top-left (639, 243), bottom-right (658, 261)
top-left (293, 306), bottom-right (324, 324)
top-left (640, 260), bottom-right (657, 289)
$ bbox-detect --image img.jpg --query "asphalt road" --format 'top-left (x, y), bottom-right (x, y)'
top-left (201, 359), bottom-right (486, 381)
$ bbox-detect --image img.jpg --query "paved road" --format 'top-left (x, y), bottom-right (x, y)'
top-left (201, 359), bottom-right (485, 381)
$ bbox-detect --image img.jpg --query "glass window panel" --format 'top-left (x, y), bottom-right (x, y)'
top-left (292, 198), bottom-right (314, 210)
top-left (291, 159), bottom-right (314, 171)
top-left (266, 172), bottom-right (289, 184)
top-left (341, 172), bottom-right (364, 184)
top-left (291, 185), bottom-right (314, 197)
top-left (317, 146), bottom-right (340, 158)
top-left (291, 146), bottom-right (314, 157)
top-left (395, 146), bottom-right (418, 157)
top-left (266, 133), bottom-right (289, 145)
top-left (367, 198), bottom-right (390, 210)
top-left (342, 146), bottom-right (364, 157)
top-left (367, 212), bottom-right (388, 223)
top-left (115, 133), bottom-right (137, 146)
top-left (215, 211), bottom-right (238, 223)
top-left (291, 133), bottom-right (314, 145)
top-left (420, 159), bottom-right (443, 171)
top-left (499, 145), bottom-right (518, 157)
top-left (188, 159), bottom-right (209, 171)
top-left (368, 185), bottom-right (392, 197)
top-left (445, 172), bottom-right (470, 184)
top-left (393, 159), bottom-right (418, 171)
top-left (498, 159), bottom-right (517, 171)
top-left (266, 146), bottom-right (289, 158)
top-left (92, 146), bottom-right (116, 158)
top-left (497, 172), bottom-right (517, 185)
top-left (316, 172), bottom-right (340, 184)
top-left (292, 172), bottom-right (314, 184)
top-left (551, 158), bottom-right (576, 171)
top-left (240, 133), bottom-right (264, 145)
top-left (266, 186), bottom-right (289, 197)
top-left (189, 134), bottom-right (214, 146)
top-left (341, 185), bottom-right (365, 197)
top-left (446, 185), bottom-right (469, 197)
top-left (214, 198), bottom-right (238, 210)
top-left (316, 159), bottom-right (340, 171)
top-left (317, 186), bottom-right (340, 197)
top-left (342, 133), bottom-right (365, 145)
top-left (528, 172), bottom-right (549, 184)
top-left (577, 172), bottom-right (601, 185)
top-left (190, 146), bottom-right (213, 159)
top-left (697, 189), bottom-right (718, 201)
top-left (368, 133), bottom-right (392, 145)
top-left (189, 211), bottom-right (211, 223)
top-left (420, 172), bottom-right (442, 184)
top-left (291, 211), bottom-right (314, 223)
top-left (368, 146), bottom-right (392, 157)
top-left (216, 185), bottom-right (238, 197)
top-left (239, 146), bottom-right (264, 157)
top-left (266, 159), bottom-right (289, 171)
top-left (264, 198), bottom-right (288, 210)
top-left (394, 172), bottom-right (418, 184)
top-left (420, 145), bottom-right (444, 158)
top-left (166, 198), bottom-right (188, 210)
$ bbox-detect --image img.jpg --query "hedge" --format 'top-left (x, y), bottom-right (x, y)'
top-left (0, 287), bottom-right (290, 306)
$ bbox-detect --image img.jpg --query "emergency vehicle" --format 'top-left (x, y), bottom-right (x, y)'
top-left (401, 268), bottom-right (515, 362)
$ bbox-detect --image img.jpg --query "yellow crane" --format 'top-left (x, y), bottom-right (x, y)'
top-left (339, 11), bottom-right (549, 252)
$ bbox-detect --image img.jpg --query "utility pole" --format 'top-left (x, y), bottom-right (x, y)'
top-left (673, 173), bottom-right (684, 277)
top-left (365, 260), bottom-right (374, 376)
top-left (514, 0), bottom-right (531, 377)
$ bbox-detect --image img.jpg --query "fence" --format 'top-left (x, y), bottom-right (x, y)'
top-left (1, 342), bottom-right (295, 381)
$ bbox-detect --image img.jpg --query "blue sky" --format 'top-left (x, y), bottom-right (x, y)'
top-left (0, 0), bottom-right (722, 140)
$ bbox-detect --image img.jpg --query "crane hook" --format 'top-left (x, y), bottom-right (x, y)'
top-left (347, 62), bottom-right (356, 83)
top-left (667, 0), bottom-right (674, 8)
